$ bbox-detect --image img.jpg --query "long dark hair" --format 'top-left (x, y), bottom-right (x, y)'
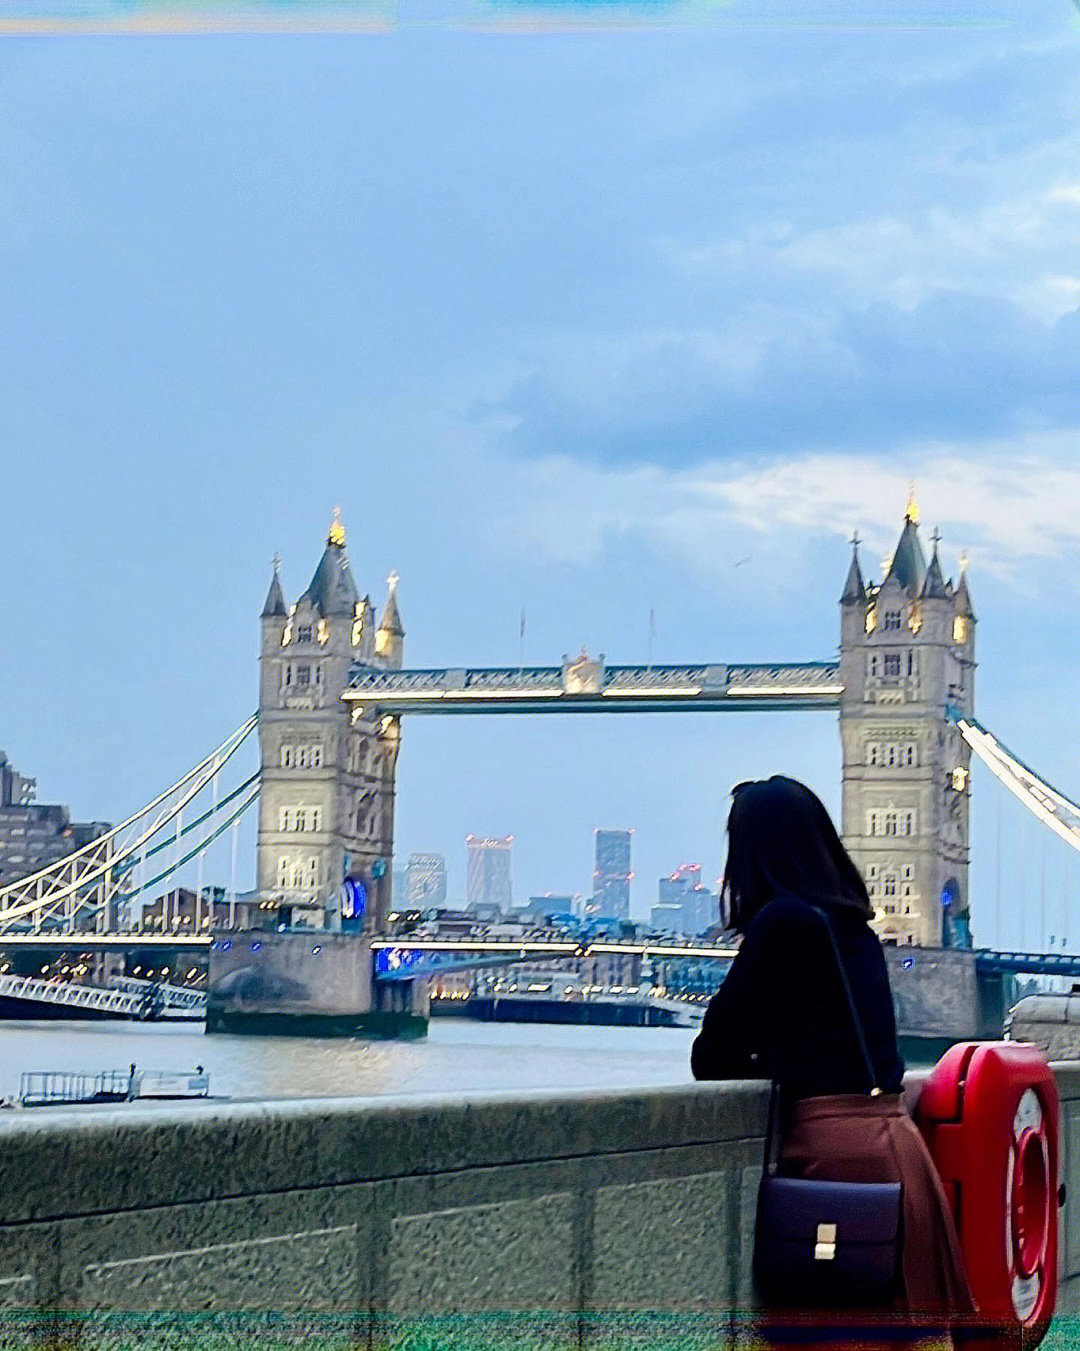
top-left (721, 776), bottom-right (871, 932)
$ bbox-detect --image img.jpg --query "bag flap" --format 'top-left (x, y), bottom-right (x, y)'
top-left (758, 1177), bottom-right (902, 1244)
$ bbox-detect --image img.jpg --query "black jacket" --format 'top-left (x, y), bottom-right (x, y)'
top-left (690, 895), bottom-right (904, 1102)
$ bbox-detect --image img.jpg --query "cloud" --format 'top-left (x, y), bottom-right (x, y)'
top-left (669, 182), bottom-right (1080, 321)
top-left (483, 295), bottom-right (1080, 467)
top-left (480, 436), bottom-right (1080, 585)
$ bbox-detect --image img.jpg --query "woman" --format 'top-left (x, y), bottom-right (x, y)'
top-left (692, 777), bottom-right (974, 1336)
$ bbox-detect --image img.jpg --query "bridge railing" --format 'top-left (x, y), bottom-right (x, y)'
top-left (0, 973), bottom-right (142, 1015)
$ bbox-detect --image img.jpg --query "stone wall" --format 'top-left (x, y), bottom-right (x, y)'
top-left (0, 1071), bottom-right (1079, 1348)
top-left (884, 946), bottom-right (1007, 1039)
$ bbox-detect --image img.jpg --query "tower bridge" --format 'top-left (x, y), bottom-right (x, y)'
top-left (4, 500), bottom-right (1080, 1037)
top-left (254, 499), bottom-right (975, 954)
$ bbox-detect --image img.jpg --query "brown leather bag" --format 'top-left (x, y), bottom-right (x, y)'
top-left (752, 907), bottom-right (903, 1307)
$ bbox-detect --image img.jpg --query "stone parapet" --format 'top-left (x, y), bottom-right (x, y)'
top-left (0, 1070), bottom-right (1078, 1347)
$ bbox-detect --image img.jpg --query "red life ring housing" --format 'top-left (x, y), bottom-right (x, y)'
top-left (916, 1042), bottom-right (1060, 1346)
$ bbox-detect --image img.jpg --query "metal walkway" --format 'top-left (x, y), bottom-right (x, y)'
top-left (0, 973), bottom-right (144, 1016)
top-left (108, 975), bottom-right (206, 1012)
top-left (345, 661), bottom-right (843, 715)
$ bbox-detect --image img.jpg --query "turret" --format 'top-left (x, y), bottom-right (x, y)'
top-left (375, 572), bottom-right (405, 670)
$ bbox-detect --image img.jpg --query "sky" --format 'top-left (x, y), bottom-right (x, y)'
top-left (2, 0), bottom-right (1080, 945)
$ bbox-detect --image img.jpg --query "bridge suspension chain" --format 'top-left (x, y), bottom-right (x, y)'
top-left (0, 716), bottom-right (259, 934)
top-left (950, 707), bottom-right (1080, 854)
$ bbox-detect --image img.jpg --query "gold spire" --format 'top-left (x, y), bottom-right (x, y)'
top-left (905, 483), bottom-right (919, 524)
top-left (327, 506), bottom-right (346, 547)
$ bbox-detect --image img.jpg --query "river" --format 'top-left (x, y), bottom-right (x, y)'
top-left (0, 1017), bottom-right (699, 1103)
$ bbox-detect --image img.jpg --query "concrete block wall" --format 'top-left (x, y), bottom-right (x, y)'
top-left (0, 1070), bottom-right (1078, 1348)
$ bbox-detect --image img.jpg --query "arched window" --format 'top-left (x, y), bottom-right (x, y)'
top-left (295, 808), bottom-right (307, 833)
top-left (886, 744), bottom-right (898, 767)
top-left (904, 743), bottom-right (915, 766)
top-left (280, 745), bottom-right (293, 768)
top-left (290, 861), bottom-right (306, 888)
top-left (306, 857), bottom-right (319, 887)
top-left (278, 807), bottom-right (292, 833)
top-left (867, 743), bottom-right (880, 767)
top-left (277, 856), bottom-right (290, 887)
top-left (311, 807), bottom-right (322, 832)
top-left (311, 744), bottom-right (323, 768)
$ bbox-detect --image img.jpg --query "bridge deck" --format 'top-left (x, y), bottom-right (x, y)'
top-left (344, 661), bottom-right (843, 714)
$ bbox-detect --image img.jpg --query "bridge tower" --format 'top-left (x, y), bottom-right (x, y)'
top-left (839, 500), bottom-right (976, 947)
top-left (256, 512), bottom-right (403, 933)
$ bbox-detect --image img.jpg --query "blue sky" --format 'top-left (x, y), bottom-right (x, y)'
top-left (2, 0), bottom-right (1080, 943)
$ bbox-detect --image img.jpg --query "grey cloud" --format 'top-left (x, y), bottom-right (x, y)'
top-left (485, 291), bottom-right (1080, 467)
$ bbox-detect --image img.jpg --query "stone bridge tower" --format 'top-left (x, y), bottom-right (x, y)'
top-left (257, 512), bottom-right (404, 933)
top-left (839, 500), bottom-right (976, 947)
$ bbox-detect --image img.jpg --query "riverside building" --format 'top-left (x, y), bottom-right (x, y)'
top-left (0, 751), bottom-right (110, 889)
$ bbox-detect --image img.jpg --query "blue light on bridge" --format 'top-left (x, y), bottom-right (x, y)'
top-left (341, 878), bottom-right (367, 931)
top-left (374, 946), bottom-right (425, 976)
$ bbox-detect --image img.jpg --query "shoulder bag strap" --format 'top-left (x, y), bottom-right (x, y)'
top-left (809, 904), bottom-right (881, 1095)
top-left (761, 903), bottom-right (881, 1176)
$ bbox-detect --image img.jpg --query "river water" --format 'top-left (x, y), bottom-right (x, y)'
top-left (0, 1017), bottom-right (699, 1103)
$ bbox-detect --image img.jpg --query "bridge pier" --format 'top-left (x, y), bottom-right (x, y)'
top-left (885, 946), bottom-right (1009, 1053)
top-left (206, 929), bottom-right (427, 1038)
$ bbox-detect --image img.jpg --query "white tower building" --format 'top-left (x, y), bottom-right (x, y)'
top-left (839, 499), bottom-right (976, 947)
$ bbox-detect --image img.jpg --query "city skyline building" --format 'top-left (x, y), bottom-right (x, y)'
top-left (592, 828), bottom-right (632, 919)
top-left (407, 852), bottom-right (448, 909)
top-left (651, 863), bottom-right (717, 936)
top-left (0, 749), bottom-right (110, 890)
top-left (466, 834), bottom-right (513, 911)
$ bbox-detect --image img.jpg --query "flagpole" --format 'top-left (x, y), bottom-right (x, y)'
top-left (519, 609), bottom-right (526, 674)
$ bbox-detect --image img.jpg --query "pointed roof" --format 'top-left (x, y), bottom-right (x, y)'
top-left (377, 571), bottom-right (404, 636)
top-left (298, 513), bottom-right (360, 618)
top-left (921, 531), bottom-right (948, 599)
top-left (885, 509), bottom-right (927, 596)
top-left (954, 564), bottom-right (975, 620)
top-left (261, 556), bottom-right (287, 618)
top-left (840, 534), bottom-right (866, 604)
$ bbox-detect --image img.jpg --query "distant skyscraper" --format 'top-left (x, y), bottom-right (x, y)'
top-left (391, 868), bottom-right (408, 910)
top-left (406, 852), bottom-right (447, 908)
top-left (465, 835), bottom-right (513, 912)
top-left (593, 829), bottom-right (632, 919)
top-left (652, 863), bottom-right (717, 935)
